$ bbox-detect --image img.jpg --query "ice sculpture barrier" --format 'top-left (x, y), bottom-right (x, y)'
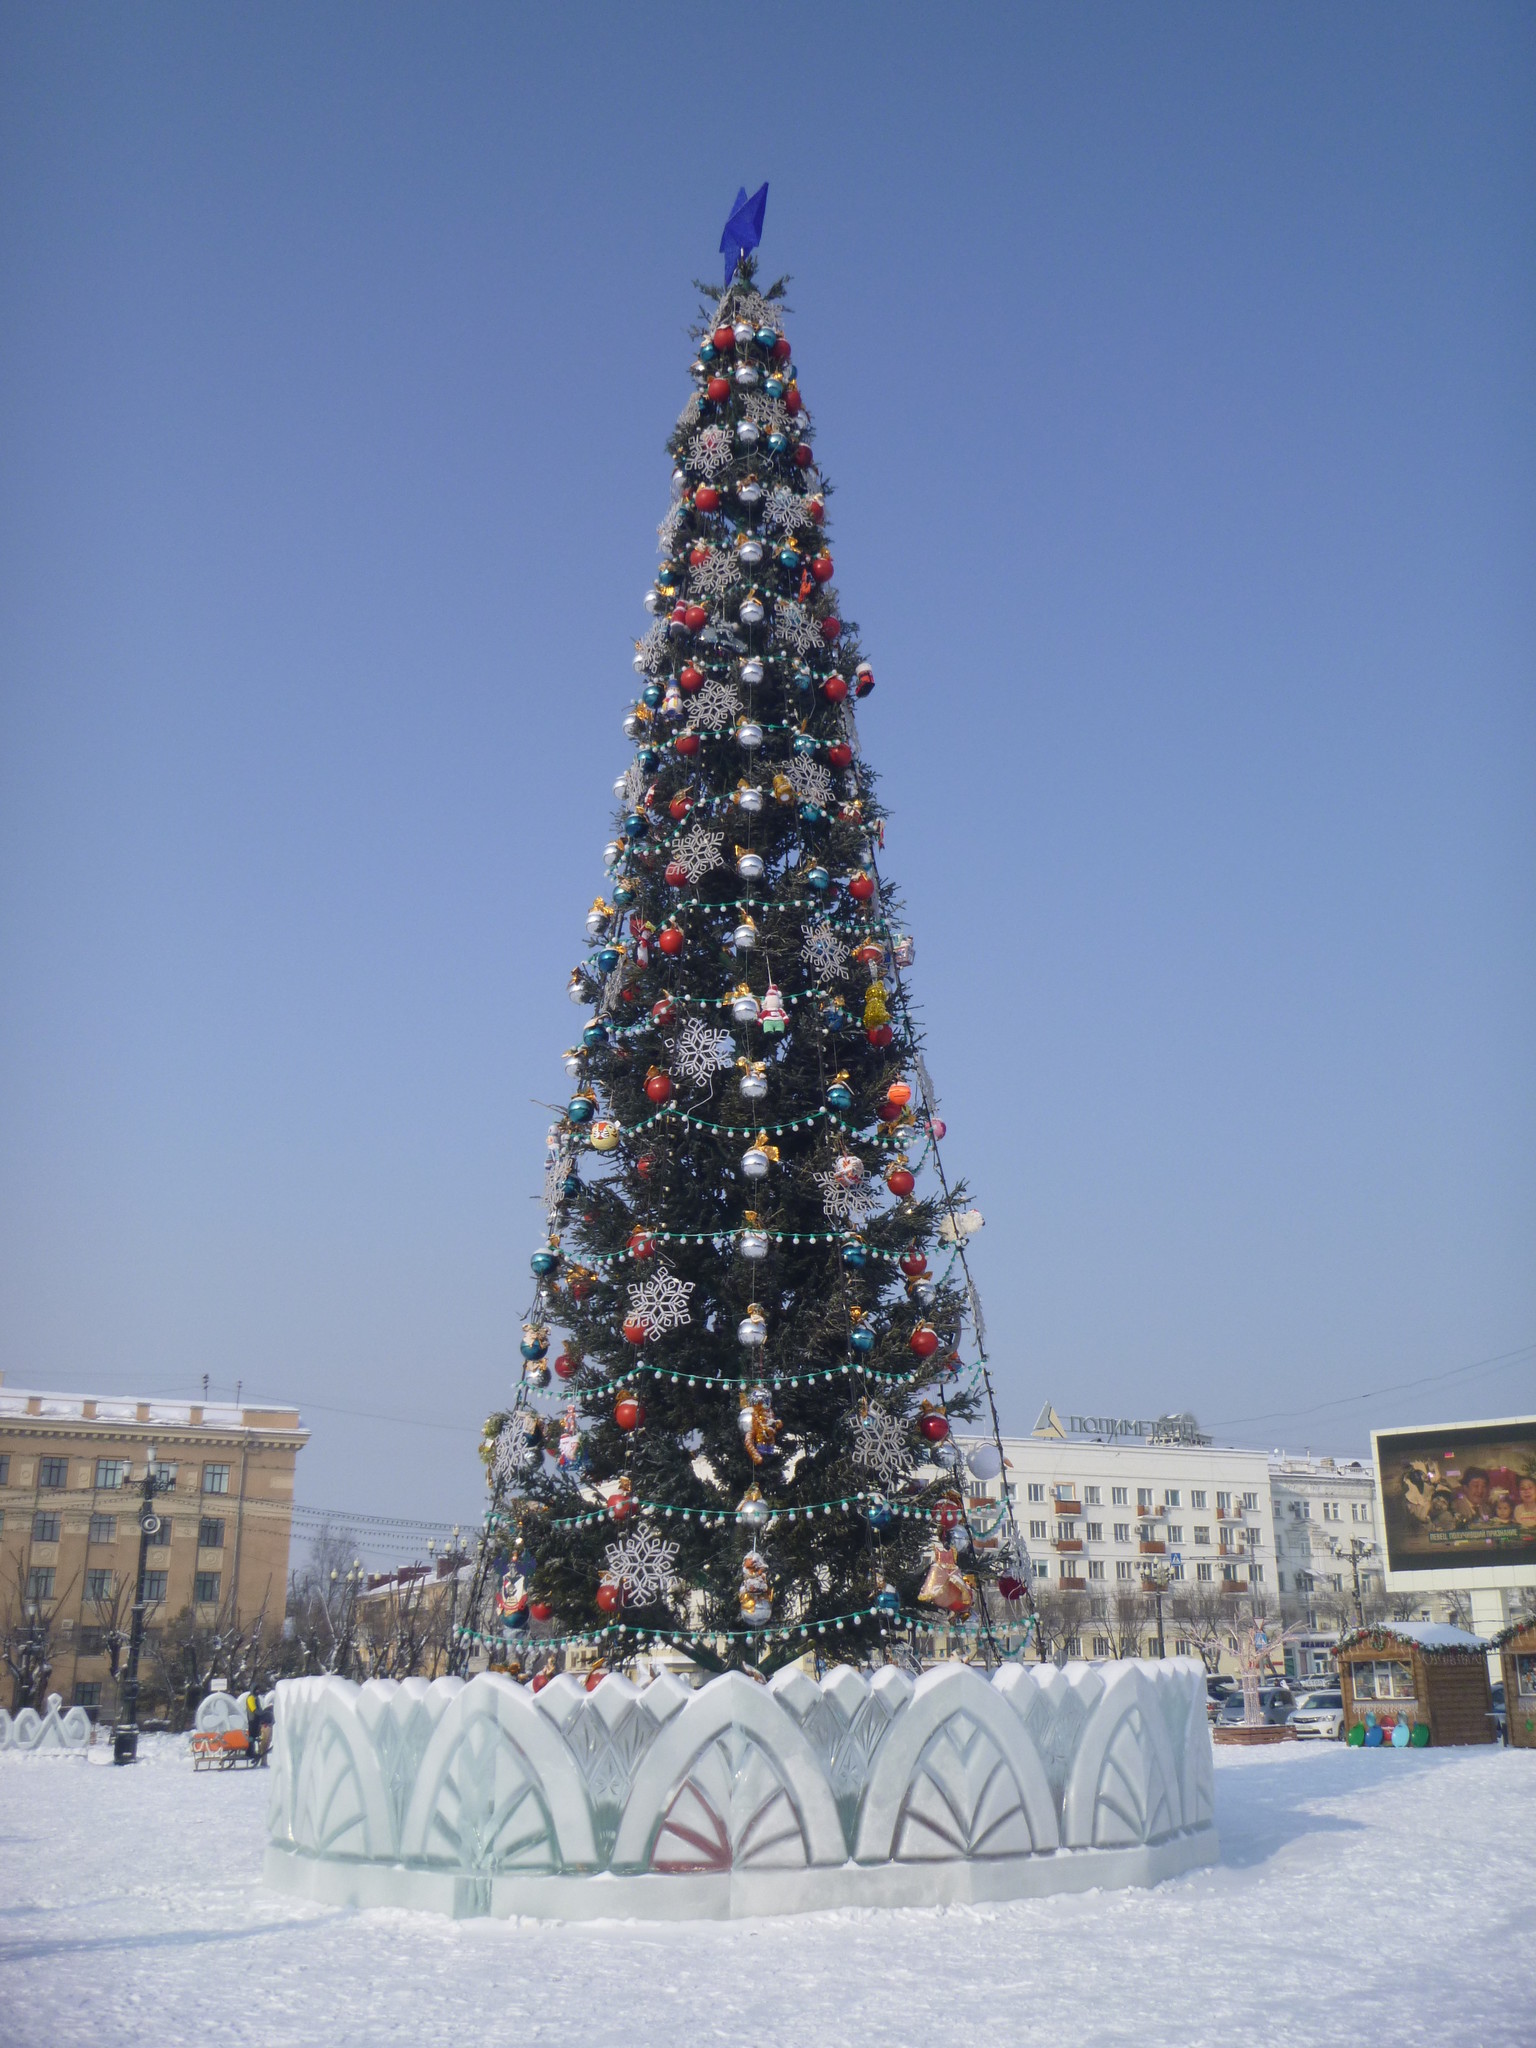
top-left (263, 1656), bottom-right (1217, 1918)
top-left (0, 1694), bottom-right (93, 1753)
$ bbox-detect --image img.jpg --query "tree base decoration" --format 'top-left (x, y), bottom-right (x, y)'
top-left (262, 1657), bottom-right (1216, 1921)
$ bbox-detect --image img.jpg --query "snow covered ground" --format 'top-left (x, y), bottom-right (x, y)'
top-left (0, 1734), bottom-right (1531, 2047)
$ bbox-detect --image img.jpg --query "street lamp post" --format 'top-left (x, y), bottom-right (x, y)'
top-left (112, 1446), bottom-right (175, 1766)
top-left (1144, 1559), bottom-right (1172, 1658)
top-left (1325, 1535), bottom-right (1379, 1630)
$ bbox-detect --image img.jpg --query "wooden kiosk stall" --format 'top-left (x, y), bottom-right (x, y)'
top-left (1335, 1621), bottom-right (1493, 1747)
top-left (1494, 1619), bottom-right (1536, 1748)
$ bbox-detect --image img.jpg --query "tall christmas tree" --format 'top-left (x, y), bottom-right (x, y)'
top-left (466, 227), bottom-right (1024, 1680)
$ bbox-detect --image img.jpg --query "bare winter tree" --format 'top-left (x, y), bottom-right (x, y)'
top-left (145, 1584), bottom-right (277, 1729)
top-left (1030, 1583), bottom-right (1090, 1664)
top-left (1, 1559), bottom-right (80, 1714)
top-left (1106, 1588), bottom-right (1150, 1659)
top-left (1167, 1584), bottom-right (1242, 1673)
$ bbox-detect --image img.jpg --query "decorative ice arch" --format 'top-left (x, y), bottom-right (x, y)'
top-left (264, 1657), bottom-right (1217, 1919)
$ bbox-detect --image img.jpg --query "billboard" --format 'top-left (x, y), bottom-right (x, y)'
top-left (1373, 1417), bottom-right (1536, 1588)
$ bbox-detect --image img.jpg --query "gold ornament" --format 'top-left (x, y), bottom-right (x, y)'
top-left (863, 982), bottom-right (890, 1030)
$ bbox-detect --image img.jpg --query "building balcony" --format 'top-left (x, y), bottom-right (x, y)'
top-left (1059, 1574), bottom-right (1087, 1590)
top-left (1138, 1540), bottom-right (1166, 1555)
top-left (1053, 1537), bottom-right (1083, 1553)
top-left (1051, 1498), bottom-right (1081, 1516)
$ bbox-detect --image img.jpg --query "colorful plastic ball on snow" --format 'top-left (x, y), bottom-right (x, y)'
top-left (644, 1070), bottom-right (673, 1105)
top-left (614, 1393), bottom-right (645, 1430)
top-left (909, 1324), bottom-right (941, 1359)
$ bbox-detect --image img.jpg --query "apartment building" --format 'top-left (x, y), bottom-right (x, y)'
top-left (0, 1380), bottom-right (307, 1713)
top-left (963, 1418), bottom-right (1278, 1667)
top-left (1270, 1454), bottom-right (1381, 1618)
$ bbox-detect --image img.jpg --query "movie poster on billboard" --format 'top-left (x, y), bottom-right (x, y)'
top-left (1373, 1417), bottom-right (1536, 1577)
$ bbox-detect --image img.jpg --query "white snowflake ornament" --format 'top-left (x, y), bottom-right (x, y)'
top-left (669, 824), bottom-right (726, 881)
top-left (813, 1158), bottom-right (881, 1228)
top-left (848, 1400), bottom-right (913, 1490)
top-left (686, 676), bottom-right (742, 730)
top-left (603, 1526), bottom-right (681, 1606)
top-left (665, 1016), bottom-right (736, 1088)
top-left (625, 1263), bottom-right (696, 1339)
top-left (800, 920), bottom-right (849, 984)
top-left (687, 424), bottom-right (734, 479)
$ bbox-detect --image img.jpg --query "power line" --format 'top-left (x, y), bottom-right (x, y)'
top-left (1208, 1340), bottom-right (1536, 1433)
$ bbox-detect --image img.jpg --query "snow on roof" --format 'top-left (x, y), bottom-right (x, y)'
top-left (0, 1386), bottom-right (296, 1427)
top-left (1341, 1620), bottom-right (1490, 1654)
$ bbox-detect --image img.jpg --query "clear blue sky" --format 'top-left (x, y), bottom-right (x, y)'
top-left (2, 5), bottom-right (1532, 1558)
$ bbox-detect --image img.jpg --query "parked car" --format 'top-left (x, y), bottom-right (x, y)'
top-left (1287, 1689), bottom-right (1344, 1740)
top-left (1218, 1685), bottom-right (1295, 1728)
top-left (1490, 1680), bottom-right (1507, 1744)
top-left (1205, 1674), bottom-right (1237, 1723)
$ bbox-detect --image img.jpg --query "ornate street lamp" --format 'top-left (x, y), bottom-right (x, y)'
top-left (112, 1445), bottom-right (177, 1765)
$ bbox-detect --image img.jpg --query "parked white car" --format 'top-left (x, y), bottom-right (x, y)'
top-left (1288, 1688), bottom-right (1344, 1739)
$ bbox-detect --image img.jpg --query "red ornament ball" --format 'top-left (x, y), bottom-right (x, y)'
top-left (650, 995), bottom-right (677, 1027)
top-left (608, 1491), bottom-right (636, 1523)
top-left (529, 1600), bottom-right (553, 1622)
top-left (707, 375), bottom-right (731, 402)
top-left (910, 1323), bottom-right (941, 1359)
top-left (553, 1350), bottom-right (577, 1380)
top-left (784, 384), bottom-right (803, 415)
top-left (645, 1071), bottom-right (673, 1104)
top-left (657, 925), bottom-right (684, 956)
top-left (665, 859), bottom-right (690, 886)
top-left (668, 794), bottom-right (690, 821)
top-left (621, 1316), bottom-right (649, 1347)
top-left (811, 552), bottom-right (834, 584)
top-left (887, 1166), bottom-right (916, 1198)
top-left (772, 333), bottom-right (792, 361)
top-left (806, 494), bottom-right (826, 522)
top-left (826, 741), bottom-right (853, 770)
top-left (678, 663), bottom-right (703, 693)
top-left (694, 485), bottom-right (721, 512)
top-left (793, 443), bottom-right (814, 468)
top-left (868, 1023), bottom-right (895, 1048)
top-left (822, 674), bottom-right (849, 703)
top-left (712, 325), bottom-right (735, 352)
top-left (595, 1582), bottom-right (622, 1613)
top-left (627, 1229), bottom-right (657, 1258)
top-left (684, 603), bottom-right (707, 632)
top-left (820, 617), bottom-right (842, 643)
top-left (673, 735), bottom-right (700, 761)
top-left (919, 1411), bottom-right (950, 1443)
top-left (877, 1099), bottom-right (902, 1124)
top-left (848, 873), bottom-right (876, 903)
top-left (614, 1393), bottom-right (645, 1430)
top-left (635, 1153), bottom-right (655, 1179)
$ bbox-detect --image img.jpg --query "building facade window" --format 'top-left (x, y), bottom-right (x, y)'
top-left (72, 1682), bottom-right (102, 1709)
top-left (1352, 1502), bottom-right (1372, 1523)
top-left (1088, 1561), bottom-right (1105, 1579)
top-left (1026, 1483), bottom-right (1044, 1503)
top-left (1242, 1492), bottom-right (1259, 1511)
top-left (1165, 1489), bottom-right (1181, 1508)
top-left (1191, 1490), bottom-right (1206, 1509)
top-left (198, 1517), bottom-right (226, 1550)
top-left (1086, 1522), bottom-right (1103, 1541)
top-left (1251, 1564), bottom-right (1264, 1583)
top-left (1196, 1562), bottom-right (1213, 1582)
top-left (0, 1455), bottom-right (9, 1484)
top-left (32, 1511), bottom-right (61, 1543)
top-left (1194, 1525), bottom-right (1210, 1545)
top-left (26, 1566), bottom-right (56, 1601)
top-left (1169, 1559), bottom-right (1184, 1580)
top-left (1216, 1491), bottom-right (1232, 1513)
top-left (38, 1457), bottom-right (68, 1489)
top-left (85, 1568), bottom-right (114, 1601)
top-left (94, 1459), bottom-right (129, 1490)
top-left (1083, 1486), bottom-right (1101, 1505)
top-left (1167, 1525), bottom-right (1184, 1543)
top-left (1113, 1522), bottom-right (1130, 1543)
top-left (1352, 1659), bottom-right (1414, 1702)
top-left (201, 1464), bottom-right (230, 1495)
top-left (1137, 1487), bottom-right (1153, 1509)
top-left (1116, 1561), bottom-right (1135, 1581)
top-left (89, 1515), bottom-right (117, 1544)
top-left (193, 1572), bottom-right (221, 1605)
top-left (1112, 1487), bottom-right (1128, 1506)
top-left (142, 1571), bottom-right (169, 1603)
top-left (150, 1461), bottom-right (178, 1488)
top-left (1029, 1520), bottom-right (1047, 1540)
